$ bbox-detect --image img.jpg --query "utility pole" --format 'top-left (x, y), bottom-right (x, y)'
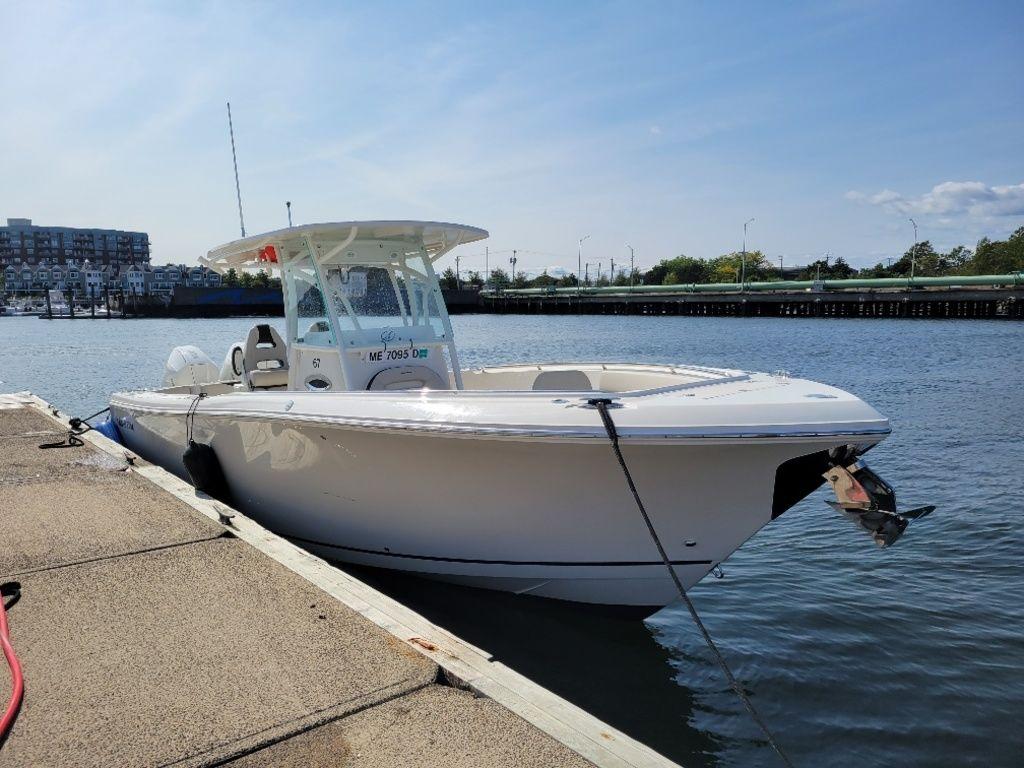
top-left (577, 236), bottom-right (590, 297)
top-left (485, 246), bottom-right (489, 285)
top-left (597, 261), bottom-right (602, 283)
top-left (741, 218), bottom-right (754, 289)
top-left (627, 245), bottom-right (635, 287)
top-left (286, 201), bottom-right (292, 227)
top-left (779, 255), bottom-right (784, 279)
top-left (909, 218), bottom-right (918, 280)
top-left (509, 250), bottom-right (517, 283)
top-left (455, 254), bottom-right (461, 289)
top-left (584, 263), bottom-right (590, 284)
top-left (610, 259), bottom-right (615, 283)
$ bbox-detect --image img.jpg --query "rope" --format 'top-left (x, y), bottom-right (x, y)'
top-left (185, 393), bottom-right (207, 445)
top-left (588, 397), bottom-right (795, 768)
top-left (38, 406), bottom-right (110, 450)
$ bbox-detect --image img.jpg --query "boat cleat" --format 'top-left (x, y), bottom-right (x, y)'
top-left (823, 455), bottom-right (935, 547)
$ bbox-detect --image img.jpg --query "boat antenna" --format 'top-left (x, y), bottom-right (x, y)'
top-left (226, 101), bottom-right (246, 238)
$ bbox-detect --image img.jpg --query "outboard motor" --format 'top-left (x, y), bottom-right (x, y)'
top-left (163, 346), bottom-right (219, 391)
top-left (824, 452), bottom-right (935, 547)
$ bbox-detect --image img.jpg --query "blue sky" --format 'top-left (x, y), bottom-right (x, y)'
top-left (1, 1), bottom-right (1021, 275)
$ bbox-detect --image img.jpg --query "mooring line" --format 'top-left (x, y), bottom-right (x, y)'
top-left (588, 397), bottom-right (795, 768)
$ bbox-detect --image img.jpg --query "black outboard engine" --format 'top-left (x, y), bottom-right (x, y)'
top-left (824, 453), bottom-right (934, 547)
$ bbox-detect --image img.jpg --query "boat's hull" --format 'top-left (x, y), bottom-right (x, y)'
top-left (110, 397), bottom-right (880, 610)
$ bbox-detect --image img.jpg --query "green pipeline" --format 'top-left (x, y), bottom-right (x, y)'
top-left (484, 273), bottom-right (1024, 297)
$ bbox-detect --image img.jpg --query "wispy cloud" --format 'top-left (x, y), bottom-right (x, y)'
top-left (846, 182), bottom-right (1024, 218)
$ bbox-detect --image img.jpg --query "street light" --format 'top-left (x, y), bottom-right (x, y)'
top-left (577, 235), bottom-right (590, 295)
top-left (741, 218), bottom-right (755, 288)
top-left (627, 244), bottom-right (635, 287)
top-left (909, 218), bottom-right (918, 280)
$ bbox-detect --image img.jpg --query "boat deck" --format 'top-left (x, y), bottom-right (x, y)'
top-left (0, 393), bottom-right (676, 767)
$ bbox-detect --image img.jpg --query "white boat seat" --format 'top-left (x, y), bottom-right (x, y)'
top-left (532, 369), bottom-right (593, 392)
top-left (244, 324), bottom-right (289, 389)
top-left (367, 365), bottom-right (447, 391)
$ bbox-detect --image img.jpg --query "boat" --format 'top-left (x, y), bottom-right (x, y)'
top-left (108, 221), bottom-right (929, 613)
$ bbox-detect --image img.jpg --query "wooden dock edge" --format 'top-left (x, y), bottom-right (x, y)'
top-left (11, 391), bottom-right (681, 768)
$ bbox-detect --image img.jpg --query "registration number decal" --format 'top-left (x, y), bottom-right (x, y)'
top-left (362, 348), bottom-right (430, 362)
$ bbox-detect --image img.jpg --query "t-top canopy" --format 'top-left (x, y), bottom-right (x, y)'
top-left (199, 220), bottom-right (488, 274)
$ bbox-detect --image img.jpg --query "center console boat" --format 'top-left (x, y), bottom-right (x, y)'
top-left (108, 221), bottom-right (927, 614)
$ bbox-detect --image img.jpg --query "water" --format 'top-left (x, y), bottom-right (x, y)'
top-left (2, 314), bottom-right (1022, 767)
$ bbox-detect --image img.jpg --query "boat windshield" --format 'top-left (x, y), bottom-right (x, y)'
top-left (285, 252), bottom-right (335, 346)
top-left (323, 256), bottom-right (447, 341)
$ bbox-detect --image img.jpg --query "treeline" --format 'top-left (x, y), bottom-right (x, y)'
top-left (222, 268), bottom-right (281, 288)
top-left (446, 226), bottom-right (1024, 290)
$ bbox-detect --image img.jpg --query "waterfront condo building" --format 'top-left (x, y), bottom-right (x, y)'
top-left (0, 218), bottom-right (150, 270)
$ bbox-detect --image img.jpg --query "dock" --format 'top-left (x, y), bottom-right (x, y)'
top-left (483, 286), bottom-right (1024, 319)
top-left (0, 393), bottom-right (677, 768)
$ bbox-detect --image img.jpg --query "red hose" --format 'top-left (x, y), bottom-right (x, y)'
top-left (0, 588), bottom-right (23, 741)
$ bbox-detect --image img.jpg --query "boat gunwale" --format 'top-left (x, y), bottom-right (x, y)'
top-left (108, 394), bottom-right (891, 443)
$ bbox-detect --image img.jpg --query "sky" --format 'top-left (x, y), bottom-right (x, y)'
top-left (1, 0), bottom-right (1022, 276)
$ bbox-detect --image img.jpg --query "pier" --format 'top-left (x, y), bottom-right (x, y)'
top-left (0, 393), bottom-right (675, 768)
top-left (482, 286), bottom-right (1024, 319)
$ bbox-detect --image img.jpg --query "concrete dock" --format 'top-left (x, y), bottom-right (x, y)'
top-left (0, 393), bottom-right (677, 767)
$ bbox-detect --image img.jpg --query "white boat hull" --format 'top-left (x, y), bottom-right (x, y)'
top-left (109, 385), bottom-right (885, 611)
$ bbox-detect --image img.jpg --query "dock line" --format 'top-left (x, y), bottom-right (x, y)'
top-left (590, 397), bottom-right (794, 767)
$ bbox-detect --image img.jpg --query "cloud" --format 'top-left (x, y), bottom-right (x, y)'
top-left (846, 182), bottom-right (1024, 218)
top-left (649, 125), bottom-right (662, 135)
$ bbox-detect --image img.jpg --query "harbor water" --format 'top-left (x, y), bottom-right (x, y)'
top-left (1, 314), bottom-right (1021, 767)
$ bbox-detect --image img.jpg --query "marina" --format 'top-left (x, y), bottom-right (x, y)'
top-left (2, 3), bottom-right (1022, 765)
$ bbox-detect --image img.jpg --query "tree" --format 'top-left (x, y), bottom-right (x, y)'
top-left (798, 256), bottom-right (855, 280)
top-left (858, 262), bottom-right (890, 279)
top-left (439, 267), bottom-right (458, 290)
top-left (512, 271), bottom-right (530, 289)
top-left (971, 227), bottom-right (1024, 274)
top-left (239, 271), bottom-right (254, 288)
top-left (530, 271), bottom-right (558, 288)
top-left (943, 245), bottom-right (972, 274)
top-left (556, 273), bottom-right (579, 287)
top-left (488, 267), bottom-right (510, 289)
top-left (704, 250), bottom-right (770, 283)
top-left (889, 240), bottom-right (945, 276)
top-left (224, 268), bottom-right (240, 287)
top-left (466, 270), bottom-right (484, 288)
top-left (252, 269), bottom-right (270, 288)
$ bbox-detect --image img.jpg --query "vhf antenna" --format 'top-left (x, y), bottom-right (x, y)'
top-left (226, 101), bottom-right (245, 238)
